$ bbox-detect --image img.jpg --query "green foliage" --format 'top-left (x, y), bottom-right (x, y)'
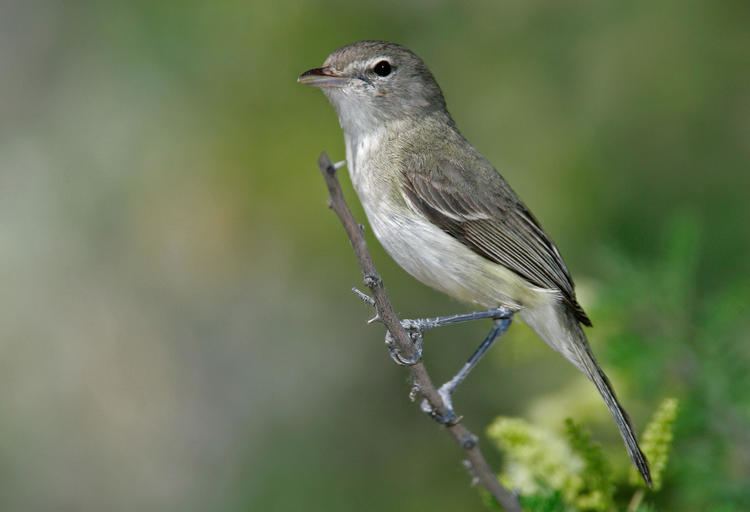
top-left (487, 417), bottom-right (583, 506)
top-left (487, 401), bottom-right (679, 511)
top-left (483, 488), bottom-right (569, 512)
top-left (519, 490), bottom-right (568, 512)
top-left (564, 419), bottom-right (614, 511)
top-left (597, 216), bottom-right (750, 509)
top-left (629, 399), bottom-right (679, 491)
top-left (483, 215), bottom-right (750, 511)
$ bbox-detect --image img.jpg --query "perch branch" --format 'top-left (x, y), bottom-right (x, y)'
top-left (316, 152), bottom-right (521, 512)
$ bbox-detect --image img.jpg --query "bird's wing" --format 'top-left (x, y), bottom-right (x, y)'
top-left (402, 161), bottom-right (592, 326)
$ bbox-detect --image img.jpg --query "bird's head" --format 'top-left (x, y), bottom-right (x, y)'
top-left (298, 40), bottom-right (448, 135)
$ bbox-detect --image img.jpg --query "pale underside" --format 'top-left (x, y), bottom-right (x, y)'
top-left (345, 125), bottom-right (561, 313)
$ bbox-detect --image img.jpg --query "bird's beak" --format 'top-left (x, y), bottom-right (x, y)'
top-left (297, 66), bottom-right (349, 88)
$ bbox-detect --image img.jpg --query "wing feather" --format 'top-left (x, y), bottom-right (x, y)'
top-left (402, 162), bottom-right (592, 326)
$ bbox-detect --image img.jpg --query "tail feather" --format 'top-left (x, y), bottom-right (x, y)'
top-left (521, 304), bottom-right (652, 486)
top-left (574, 341), bottom-right (652, 486)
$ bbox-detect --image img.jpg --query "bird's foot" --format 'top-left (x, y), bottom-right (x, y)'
top-left (351, 288), bottom-right (425, 365)
top-left (384, 325), bottom-right (423, 366)
top-left (420, 382), bottom-right (461, 425)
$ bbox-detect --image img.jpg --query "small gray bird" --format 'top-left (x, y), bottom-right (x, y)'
top-left (299, 40), bottom-right (651, 484)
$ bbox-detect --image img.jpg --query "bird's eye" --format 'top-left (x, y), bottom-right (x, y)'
top-left (373, 60), bottom-right (392, 77)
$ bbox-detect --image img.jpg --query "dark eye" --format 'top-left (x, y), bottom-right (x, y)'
top-left (373, 60), bottom-right (392, 77)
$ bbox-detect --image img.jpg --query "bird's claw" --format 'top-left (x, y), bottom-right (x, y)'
top-left (420, 383), bottom-right (461, 425)
top-left (385, 329), bottom-right (423, 366)
top-left (385, 327), bottom-right (423, 366)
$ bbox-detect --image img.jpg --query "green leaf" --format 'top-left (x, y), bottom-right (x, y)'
top-left (520, 489), bottom-right (569, 512)
top-left (630, 398), bottom-right (679, 491)
top-left (487, 417), bottom-right (583, 503)
top-left (564, 419), bottom-right (615, 511)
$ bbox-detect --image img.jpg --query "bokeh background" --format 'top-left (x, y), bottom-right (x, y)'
top-left (1, 0), bottom-right (748, 510)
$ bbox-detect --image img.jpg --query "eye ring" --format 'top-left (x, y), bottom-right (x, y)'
top-left (373, 60), bottom-right (392, 77)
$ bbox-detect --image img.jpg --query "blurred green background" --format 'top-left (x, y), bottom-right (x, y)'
top-left (1, 0), bottom-right (748, 510)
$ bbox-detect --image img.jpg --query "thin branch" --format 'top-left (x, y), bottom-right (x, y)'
top-left (316, 152), bottom-right (521, 512)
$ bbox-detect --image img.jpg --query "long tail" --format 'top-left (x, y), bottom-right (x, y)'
top-left (521, 304), bottom-right (652, 486)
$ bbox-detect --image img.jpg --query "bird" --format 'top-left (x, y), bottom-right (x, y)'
top-left (298, 40), bottom-right (651, 485)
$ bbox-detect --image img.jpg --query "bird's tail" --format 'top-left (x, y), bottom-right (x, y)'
top-left (521, 303), bottom-right (652, 486)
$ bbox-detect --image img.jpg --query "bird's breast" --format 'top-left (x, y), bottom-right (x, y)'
top-left (344, 131), bottom-right (536, 309)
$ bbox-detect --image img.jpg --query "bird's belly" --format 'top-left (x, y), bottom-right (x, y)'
top-left (364, 201), bottom-right (538, 310)
top-left (347, 135), bottom-right (550, 311)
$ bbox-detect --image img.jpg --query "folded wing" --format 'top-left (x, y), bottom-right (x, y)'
top-left (402, 161), bottom-right (592, 326)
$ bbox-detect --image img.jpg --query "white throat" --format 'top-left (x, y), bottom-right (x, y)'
top-left (345, 127), bottom-right (382, 179)
top-left (342, 118), bottom-right (409, 180)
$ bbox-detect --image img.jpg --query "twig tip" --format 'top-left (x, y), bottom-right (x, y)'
top-left (351, 287), bottom-right (376, 307)
top-left (317, 151), bottom-right (336, 176)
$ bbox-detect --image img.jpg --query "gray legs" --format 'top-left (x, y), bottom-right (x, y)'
top-left (402, 307), bottom-right (512, 331)
top-left (421, 316), bottom-right (513, 424)
top-left (354, 286), bottom-right (516, 425)
top-left (392, 307), bottom-right (514, 425)
top-left (386, 307), bottom-right (513, 366)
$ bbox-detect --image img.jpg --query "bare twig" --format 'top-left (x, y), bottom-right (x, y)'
top-left (316, 152), bottom-right (521, 512)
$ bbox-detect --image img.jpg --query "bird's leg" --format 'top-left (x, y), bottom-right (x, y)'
top-left (421, 315), bottom-right (513, 425)
top-left (386, 307), bottom-right (512, 367)
top-left (351, 287), bottom-right (514, 372)
top-left (400, 307), bottom-right (513, 332)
